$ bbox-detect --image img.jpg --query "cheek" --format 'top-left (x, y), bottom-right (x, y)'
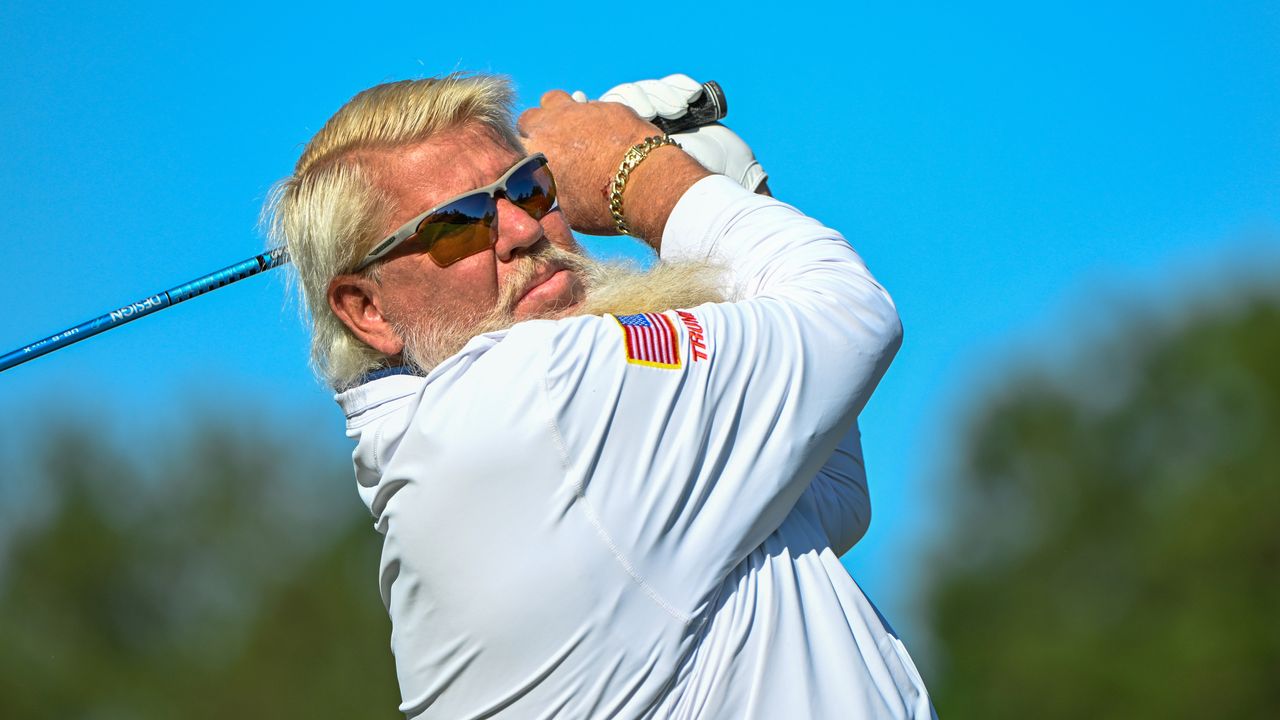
top-left (380, 255), bottom-right (500, 324)
top-left (543, 213), bottom-right (582, 254)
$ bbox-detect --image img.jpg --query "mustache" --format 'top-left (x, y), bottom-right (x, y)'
top-left (497, 240), bottom-right (589, 314)
top-left (390, 241), bottom-right (590, 376)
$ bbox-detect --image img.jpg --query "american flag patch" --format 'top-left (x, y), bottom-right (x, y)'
top-left (613, 313), bottom-right (682, 369)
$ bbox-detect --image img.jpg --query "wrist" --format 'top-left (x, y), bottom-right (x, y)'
top-left (612, 143), bottom-right (711, 250)
top-left (609, 136), bottom-right (680, 236)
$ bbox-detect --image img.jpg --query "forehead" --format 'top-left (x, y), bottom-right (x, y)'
top-left (367, 124), bottom-right (522, 228)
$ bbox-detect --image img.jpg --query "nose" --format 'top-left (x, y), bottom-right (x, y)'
top-left (492, 197), bottom-right (545, 262)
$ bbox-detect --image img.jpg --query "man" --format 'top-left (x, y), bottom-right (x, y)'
top-left (268, 73), bottom-right (935, 718)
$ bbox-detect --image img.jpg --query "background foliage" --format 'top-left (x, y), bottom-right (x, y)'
top-left (0, 420), bottom-right (399, 718)
top-left (923, 287), bottom-right (1280, 718)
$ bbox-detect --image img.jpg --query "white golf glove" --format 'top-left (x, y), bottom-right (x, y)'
top-left (573, 74), bottom-right (768, 192)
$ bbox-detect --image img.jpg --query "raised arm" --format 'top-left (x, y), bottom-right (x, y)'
top-left (520, 92), bottom-right (901, 602)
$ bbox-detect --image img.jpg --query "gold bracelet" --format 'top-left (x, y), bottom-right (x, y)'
top-left (609, 135), bottom-right (680, 236)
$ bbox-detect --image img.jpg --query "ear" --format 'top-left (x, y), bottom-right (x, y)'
top-left (327, 274), bottom-right (405, 356)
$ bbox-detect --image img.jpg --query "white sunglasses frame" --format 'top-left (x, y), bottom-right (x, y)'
top-left (354, 152), bottom-right (558, 271)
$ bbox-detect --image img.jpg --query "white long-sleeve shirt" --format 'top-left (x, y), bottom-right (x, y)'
top-left (336, 176), bottom-right (935, 719)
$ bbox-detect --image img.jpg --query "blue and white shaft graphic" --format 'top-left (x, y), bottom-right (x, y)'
top-left (0, 248), bottom-right (290, 373)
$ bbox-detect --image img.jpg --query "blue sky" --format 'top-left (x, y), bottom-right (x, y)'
top-left (2, 1), bottom-right (1277, 649)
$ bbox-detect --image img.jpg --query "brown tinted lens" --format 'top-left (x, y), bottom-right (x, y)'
top-left (413, 193), bottom-right (495, 267)
top-left (506, 159), bottom-right (557, 218)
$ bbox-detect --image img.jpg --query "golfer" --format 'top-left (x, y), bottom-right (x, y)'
top-left (268, 73), bottom-right (935, 719)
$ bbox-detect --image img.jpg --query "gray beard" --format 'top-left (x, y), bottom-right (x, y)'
top-left (389, 242), bottom-right (726, 375)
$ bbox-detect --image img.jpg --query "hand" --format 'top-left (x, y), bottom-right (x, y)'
top-left (518, 90), bottom-right (709, 242)
top-left (578, 74), bottom-right (769, 192)
top-left (517, 90), bottom-right (657, 235)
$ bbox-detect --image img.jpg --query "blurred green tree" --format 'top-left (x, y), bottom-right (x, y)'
top-left (0, 416), bottom-right (400, 719)
top-left (924, 290), bottom-right (1280, 718)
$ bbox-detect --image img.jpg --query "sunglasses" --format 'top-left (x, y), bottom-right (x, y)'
top-left (355, 153), bottom-right (559, 270)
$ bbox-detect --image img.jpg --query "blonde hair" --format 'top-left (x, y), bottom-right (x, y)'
top-left (264, 73), bottom-right (522, 390)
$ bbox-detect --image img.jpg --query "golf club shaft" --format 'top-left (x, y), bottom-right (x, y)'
top-left (0, 248), bottom-right (289, 373)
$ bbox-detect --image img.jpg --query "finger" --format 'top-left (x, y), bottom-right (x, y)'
top-left (600, 83), bottom-right (658, 120)
top-left (643, 81), bottom-right (692, 120)
top-left (516, 107), bottom-right (539, 138)
top-left (660, 73), bottom-right (704, 99)
top-left (539, 89), bottom-right (574, 107)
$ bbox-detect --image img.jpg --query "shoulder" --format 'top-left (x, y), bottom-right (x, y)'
top-left (488, 311), bottom-right (685, 369)
top-left (444, 308), bottom-right (724, 414)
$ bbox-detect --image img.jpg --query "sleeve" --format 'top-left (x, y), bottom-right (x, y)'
top-left (541, 175), bottom-right (902, 606)
top-left (794, 421), bottom-right (872, 557)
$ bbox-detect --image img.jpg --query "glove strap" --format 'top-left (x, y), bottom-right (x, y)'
top-left (609, 135), bottom-right (680, 236)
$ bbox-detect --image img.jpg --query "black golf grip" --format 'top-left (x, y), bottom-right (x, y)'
top-left (650, 81), bottom-right (728, 134)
